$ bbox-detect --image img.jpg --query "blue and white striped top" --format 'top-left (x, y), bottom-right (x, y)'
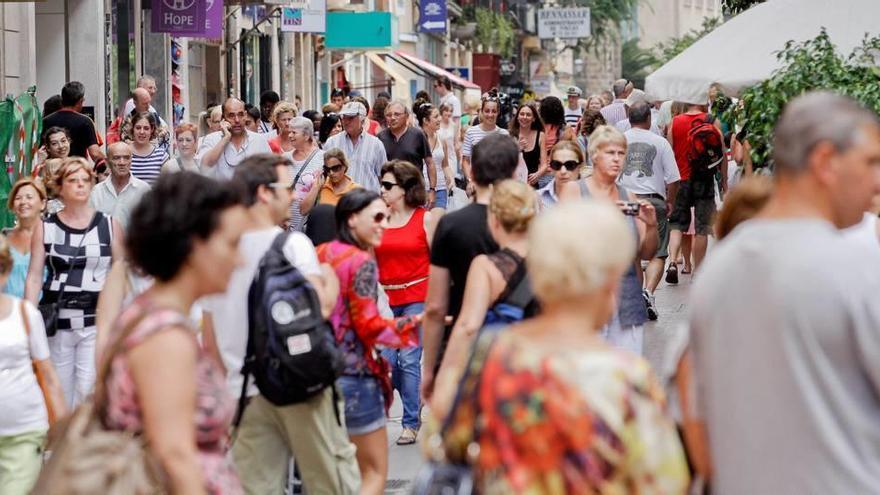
top-left (131, 145), bottom-right (169, 185)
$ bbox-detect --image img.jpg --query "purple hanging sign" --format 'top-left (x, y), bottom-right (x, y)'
top-left (203, 0), bottom-right (224, 40)
top-left (151, 0), bottom-right (207, 36)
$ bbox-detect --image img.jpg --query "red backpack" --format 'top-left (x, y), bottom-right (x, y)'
top-left (686, 117), bottom-right (724, 177)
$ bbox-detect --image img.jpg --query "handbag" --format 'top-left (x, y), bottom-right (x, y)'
top-left (31, 308), bottom-right (166, 495)
top-left (409, 331), bottom-right (498, 495)
top-left (39, 213), bottom-right (99, 337)
top-left (21, 299), bottom-right (58, 425)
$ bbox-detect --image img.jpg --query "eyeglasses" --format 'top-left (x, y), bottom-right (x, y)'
top-left (268, 181), bottom-right (295, 192)
top-left (549, 160), bottom-right (580, 171)
top-left (373, 212), bottom-right (387, 223)
top-left (380, 181), bottom-right (399, 191)
top-left (323, 164), bottom-right (345, 174)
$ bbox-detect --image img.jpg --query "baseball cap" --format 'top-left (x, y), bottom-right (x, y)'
top-left (567, 86), bottom-right (582, 97)
top-left (625, 89), bottom-right (651, 106)
top-left (339, 101), bottom-right (366, 117)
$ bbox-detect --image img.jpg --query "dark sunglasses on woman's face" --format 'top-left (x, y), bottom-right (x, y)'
top-left (373, 212), bottom-right (387, 223)
top-left (323, 164), bottom-right (345, 175)
top-left (550, 159), bottom-right (580, 171)
top-left (380, 181), bottom-right (398, 191)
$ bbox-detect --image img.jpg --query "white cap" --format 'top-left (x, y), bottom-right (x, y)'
top-left (339, 101), bottom-right (366, 117)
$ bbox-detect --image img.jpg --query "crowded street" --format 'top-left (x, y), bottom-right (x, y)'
top-left (1, 0), bottom-right (880, 494)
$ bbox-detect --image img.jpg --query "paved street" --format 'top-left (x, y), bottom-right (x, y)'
top-left (383, 272), bottom-right (694, 493)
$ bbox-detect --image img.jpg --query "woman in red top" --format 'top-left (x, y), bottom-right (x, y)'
top-left (373, 160), bottom-right (437, 445)
top-left (266, 101), bottom-right (297, 157)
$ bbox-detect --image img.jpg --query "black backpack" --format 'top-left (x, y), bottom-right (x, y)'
top-left (237, 232), bottom-right (344, 417)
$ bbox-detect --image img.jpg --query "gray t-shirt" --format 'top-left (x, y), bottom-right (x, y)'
top-left (690, 219), bottom-right (880, 494)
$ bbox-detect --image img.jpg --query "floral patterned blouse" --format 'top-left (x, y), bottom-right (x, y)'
top-left (442, 330), bottom-right (689, 494)
top-left (102, 296), bottom-right (242, 495)
top-left (317, 240), bottom-right (420, 407)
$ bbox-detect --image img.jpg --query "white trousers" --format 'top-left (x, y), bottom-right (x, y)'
top-left (48, 326), bottom-right (97, 408)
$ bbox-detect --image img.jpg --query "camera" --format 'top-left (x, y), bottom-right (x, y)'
top-left (620, 202), bottom-right (641, 216)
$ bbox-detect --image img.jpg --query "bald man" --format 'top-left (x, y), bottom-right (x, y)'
top-left (122, 75), bottom-right (160, 118)
top-left (122, 87), bottom-right (169, 144)
top-left (196, 98), bottom-right (272, 179)
top-left (89, 141), bottom-right (150, 229)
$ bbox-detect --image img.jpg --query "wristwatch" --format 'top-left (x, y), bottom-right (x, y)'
top-left (428, 187), bottom-right (436, 192)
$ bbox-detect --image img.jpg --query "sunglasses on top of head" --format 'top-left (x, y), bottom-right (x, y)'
top-left (549, 159), bottom-right (580, 171)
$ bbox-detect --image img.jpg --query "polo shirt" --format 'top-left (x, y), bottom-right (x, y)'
top-left (88, 175), bottom-right (151, 230)
top-left (196, 130), bottom-right (273, 180)
top-left (318, 177), bottom-right (361, 206)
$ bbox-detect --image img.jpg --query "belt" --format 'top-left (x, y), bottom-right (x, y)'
top-left (382, 276), bottom-right (428, 291)
top-left (635, 193), bottom-right (665, 200)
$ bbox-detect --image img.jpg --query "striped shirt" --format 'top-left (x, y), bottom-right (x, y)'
top-left (130, 145), bottom-right (169, 185)
top-left (564, 105), bottom-right (583, 128)
top-left (600, 100), bottom-right (629, 127)
top-left (462, 125), bottom-right (510, 158)
top-left (324, 130), bottom-right (387, 192)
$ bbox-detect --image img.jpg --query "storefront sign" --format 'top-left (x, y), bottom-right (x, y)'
top-left (203, 0), bottom-right (224, 39)
top-left (537, 7), bottom-right (590, 40)
top-left (326, 12), bottom-right (397, 49)
top-left (281, 0), bottom-right (327, 33)
top-left (445, 67), bottom-right (470, 80)
top-left (151, 0), bottom-right (207, 35)
top-left (418, 0), bottom-right (447, 33)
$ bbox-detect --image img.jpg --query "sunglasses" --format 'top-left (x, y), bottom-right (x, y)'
top-left (380, 181), bottom-right (399, 191)
top-left (323, 164), bottom-right (345, 174)
top-left (373, 212), bottom-right (387, 223)
top-left (550, 160), bottom-right (580, 171)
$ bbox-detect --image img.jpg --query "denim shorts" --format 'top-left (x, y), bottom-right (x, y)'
top-left (434, 189), bottom-right (448, 209)
top-left (337, 375), bottom-right (386, 435)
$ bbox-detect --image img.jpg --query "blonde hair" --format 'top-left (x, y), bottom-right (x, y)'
top-left (8, 178), bottom-right (47, 210)
top-left (210, 105), bottom-right (222, 122)
top-left (0, 235), bottom-right (12, 275)
top-left (489, 180), bottom-right (538, 234)
top-left (585, 95), bottom-right (604, 109)
top-left (271, 101), bottom-right (298, 124)
top-left (587, 125), bottom-right (627, 162)
top-left (550, 140), bottom-right (585, 165)
top-left (715, 176), bottom-right (773, 240)
top-left (528, 200), bottom-right (635, 304)
top-left (54, 157), bottom-right (95, 192)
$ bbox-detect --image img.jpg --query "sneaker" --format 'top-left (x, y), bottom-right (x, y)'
top-left (665, 264), bottom-right (679, 285)
top-left (643, 289), bottom-right (658, 321)
top-left (396, 427), bottom-right (418, 445)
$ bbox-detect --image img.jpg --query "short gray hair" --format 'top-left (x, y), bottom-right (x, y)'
top-left (137, 75), bottom-right (156, 87)
top-left (388, 99), bottom-right (410, 116)
top-left (289, 116), bottom-right (315, 141)
top-left (628, 101), bottom-right (652, 125)
top-left (612, 79), bottom-right (628, 98)
top-left (773, 91), bottom-right (880, 173)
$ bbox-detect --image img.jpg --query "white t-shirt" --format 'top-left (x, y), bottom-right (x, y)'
top-left (202, 228), bottom-right (321, 398)
top-left (842, 212), bottom-right (880, 251)
top-left (0, 299), bottom-right (50, 435)
top-left (440, 92), bottom-right (462, 118)
top-left (618, 128), bottom-right (680, 198)
top-left (196, 130), bottom-right (273, 180)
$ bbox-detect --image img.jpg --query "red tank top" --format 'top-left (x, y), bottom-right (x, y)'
top-left (671, 112), bottom-right (707, 181)
top-left (374, 208), bottom-right (430, 306)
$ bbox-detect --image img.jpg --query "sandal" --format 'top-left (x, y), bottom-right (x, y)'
top-left (396, 427), bottom-right (418, 445)
top-left (681, 266), bottom-right (692, 275)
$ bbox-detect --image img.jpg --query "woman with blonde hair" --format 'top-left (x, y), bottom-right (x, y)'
top-left (429, 200), bottom-right (688, 493)
top-left (585, 94), bottom-right (604, 112)
top-left (432, 180), bottom-right (539, 412)
top-left (4, 179), bottom-right (47, 298)
top-left (715, 175), bottom-right (773, 240)
top-left (267, 101), bottom-right (298, 157)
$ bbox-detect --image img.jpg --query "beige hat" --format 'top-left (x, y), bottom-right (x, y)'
top-left (339, 101), bottom-right (366, 117)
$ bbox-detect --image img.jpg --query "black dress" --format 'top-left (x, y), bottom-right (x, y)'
top-left (521, 129), bottom-right (543, 175)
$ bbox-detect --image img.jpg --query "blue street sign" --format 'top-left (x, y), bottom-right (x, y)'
top-left (419, 0), bottom-right (447, 33)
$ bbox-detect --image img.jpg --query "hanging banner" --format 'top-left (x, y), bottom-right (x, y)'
top-left (204, 0), bottom-right (224, 39)
top-left (418, 0), bottom-right (447, 33)
top-left (151, 0), bottom-right (208, 36)
top-left (281, 0), bottom-right (326, 33)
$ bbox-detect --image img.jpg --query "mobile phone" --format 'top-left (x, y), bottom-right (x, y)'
top-left (620, 201), bottom-right (641, 216)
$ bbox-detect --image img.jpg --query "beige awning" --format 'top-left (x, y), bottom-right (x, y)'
top-left (365, 52), bottom-right (411, 102)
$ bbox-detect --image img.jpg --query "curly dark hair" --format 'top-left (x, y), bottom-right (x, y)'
top-left (578, 109), bottom-right (606, 137)
top-left (381, 160), bottom-right (426, 207)
top-left (126, 172), bottom-right (243, 282)
top-left (508, 101), bottom-right (543, 137)
top-left (539, 96), bottom-right (566, 128)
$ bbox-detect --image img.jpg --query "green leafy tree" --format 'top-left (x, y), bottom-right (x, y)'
top-left (570, 0), bottom-right (640, 51)
top-left (468, 7), bottom-right (516, 58)
top-left (722, 0), bottom-right (766, 14)
top-left (654, 16), bottom-right (722, 64)
top-left (621, 38), bottom-right (658, 89)
top-left (726, 29), bottom-right (880, 169)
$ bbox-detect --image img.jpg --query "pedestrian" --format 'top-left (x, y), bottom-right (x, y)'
top-left (325, 101), bottom-right (387, 192)
top-left (576, 108), bottom-right (606, 164)
top-left (564, 85), bottom-right (585, 128)
top-left (379, 100), bottom-right (438, 207)
top-left (200, 154), bottom-right (358, 495)
top-left (317, 189), bottom-right (421, 495)
top-left (420, 134), bottom-right (518, 402)
top-left (33, 126), bottom-right (72, 180)
top-left (537, 140), bottom-right (582, 209)
top-left (615, 90), bottom-right (664, 136)
top-left (244, 104), bottom-right (261, 133)
top-left (599, 89), bottom-right (614, 107)
top-left (197, 98), bottom-right (273, 180)
top-left (42, 81), bottom-right (106, 166)
top-left (438, 102), bottom-right (461, 180)
top-left (266, 101), bottom-right (298, 158)
top-left (0, 235), bottom-right (67, 495)
top-left (330, 88), bottom-right (346, 109)
top-left (687, 91), bottom-right (880, 494)
top-left (39, 159), bottom-right (65, 215)
top-left (618, 101), bottom-right (680, 321)
top-left (42, 94), bottom-right (62, 117)
top-left (714, 175), bottom-right (772, 240)
top-left (318, 112), bottom-right (342, 147)
top-left (101, 171), bottom-right (246, 494)
top-left (417, 103), bottom-right (453, 208)
top-left (302, 109), bottom-right (322, 140)
top-left (509, 101), bottom-right (546, 188)
top-left (351, 96), bottom-right (380, 136)
top-left (25, 157), bottom-right (124, 407)
top-left (460, 93), bottom-right (510, 182)
top-left (122, 75), bottom-right (159, 118)
top-left (371, 96), bottom-right (389, 133)
top-left (432, 179), bottom-right (538, 403)
top-left (258, 90), bottom-right (281, 134)
top-left (433, 77), bottom-right (462, 132)
top-left (374, 160), bottom-right (437, 445)
top-left (287, 116), bottom-right (324, 232)
top-left (301, 148), bottom-right (361, 215)
top-left (585, 94), bottom-right (604, 112)
top-left (665, 101), bottom-right (718, 282)
top-left (121, 88), bottom-right (170, 147)
top-left (429, 200), bottom-right (688, 494)
top-left (600, 78), bottom-right (634, 126)
top-left (127, 112), bottom-right (170, 185)
top-left (89, 142), bottom-right (151, 230)
top-left (3, 179), bottom-right (47, 298)
top-left (539, 96), bottom-right (577, 188)
top-left (561, 125), bottom-right (658, 355)
top-left (162, 122), bottom-right (201, 174)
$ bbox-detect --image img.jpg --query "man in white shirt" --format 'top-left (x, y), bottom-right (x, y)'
top-left (197, 98), bottom-right (273, 180)
top-left (202, 154), bottom-right (359, 495)
top-left (89, 141), bottom-right (150, 230)
top-left (600, 78), bottom-right (633, 126)
top-left (324, 101), bottom-right (388, 191)
top-left (433, 77), bottom-right (461, 124)
top-left (615, 90), bottom-right (664, 137)
top-left (618, 101), bottom-right (679, 320)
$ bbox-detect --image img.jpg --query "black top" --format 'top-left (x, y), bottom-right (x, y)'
top-left (430, 203), bottom-right (499, 323)
top-left (43, 109), bottom-right (99, 158)
top-left (521, 129), bottom-right (543, 174)
top-left (378, 127), bottom-right (431, 174)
